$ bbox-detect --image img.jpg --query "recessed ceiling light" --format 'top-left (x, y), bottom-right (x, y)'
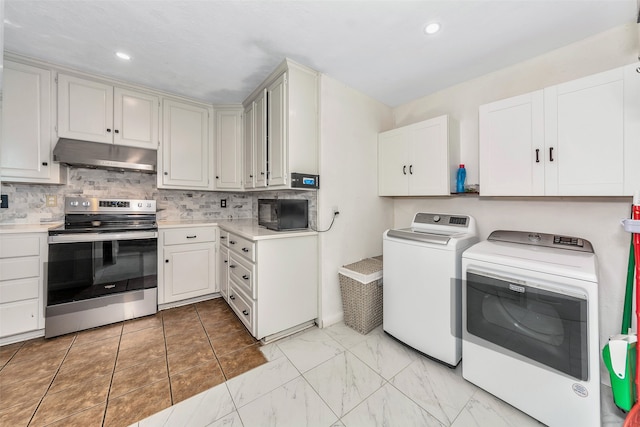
top-left (116, 52), bottom-right (131, 61)
top-left (424, 22), bottom-right (441, 35)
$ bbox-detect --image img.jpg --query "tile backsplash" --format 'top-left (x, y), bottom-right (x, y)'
top-left (0, 168), bottom-right (317, 227)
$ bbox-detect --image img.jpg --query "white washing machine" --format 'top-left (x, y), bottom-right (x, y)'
top-left (383, 212), bottom-right (478, 366)
top-left (462, 230), bottom-right (600, 427)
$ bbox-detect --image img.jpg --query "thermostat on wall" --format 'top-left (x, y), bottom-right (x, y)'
top-left (291, 173), bottom-right (320, 189)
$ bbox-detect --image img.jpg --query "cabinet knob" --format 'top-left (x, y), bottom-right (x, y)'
top-left (249, 175), bottom-right (253, 178)
top-left (165, 259), bottom-right (169, 263)
top-left (42, 162), bottom-right (48, 166)
top-left (242, 309), bottom-right (249, 316)
top-left (229, 264), bottom-right (236, 269)
top-left (224, 260), bottom-right (228, 264)
top-left (164, 172), bottom-right (168, 175)
top-left (242, 274), bottom-right (249, 280)
top-left (260, 172), bottom-right (265, 175)
top-left (107, 128), bottom-right (111, 133)
top-left (229, 241), bottom-right (236, 245)
top-left (242, 248), bottom-right (249, 253)
top-left (114, 129), bottom-right (119, 134)
top-left (230, 295), bottom-right (236, 300)
top-left (220, 236), bottom-right (226, 240)
top-left (216, 176), bottom-right (219, 179)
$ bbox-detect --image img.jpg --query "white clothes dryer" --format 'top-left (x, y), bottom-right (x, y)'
top-left (383, 212), bottom-right (478, 366)
top-left (462, 230), bottom-right (600, 427)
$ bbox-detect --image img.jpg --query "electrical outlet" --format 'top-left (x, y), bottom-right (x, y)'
top-left (46, 195), bottom-right (57, 207)
top-left (221, 199), bottom-right (227, 208)
top-left (0, 195), bottom-right (8, 209)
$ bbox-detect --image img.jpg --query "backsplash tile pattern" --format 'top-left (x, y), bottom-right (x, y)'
top-left (0, 168), bottom-right (317, 227)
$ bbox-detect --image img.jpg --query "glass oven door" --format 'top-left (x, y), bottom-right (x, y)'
top-left (466, 270), bottom-right (588, 380)
top-left (47, 231), bottom-right (157, 306)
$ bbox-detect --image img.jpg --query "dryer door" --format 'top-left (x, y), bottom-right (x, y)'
top-left (465, 271), bottom-right (588, 380)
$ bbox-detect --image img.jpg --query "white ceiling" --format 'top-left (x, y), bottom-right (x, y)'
top-left (4, 0), bottom-right (638, 107)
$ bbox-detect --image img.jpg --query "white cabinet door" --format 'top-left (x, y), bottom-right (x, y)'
top-left (58, 74), bottom-right (114, 144)
top-left (479, 91), bottom-right (544, 196)
top-left (545, 67), bottom-right (625, 196)
top-left (378, 129), bottom-right (409, 196)
top-left (243, 103), bottom-right (255, 189)
top-left (215, 108), bottom-right (243, 190)
top-left (218, 245), bottom-right (229, 300)
top-left (267, 72), bottom-right (287, 187)
top-left (160, 99), bottom-right (211, 190)
top-left (254, 91), bottom-right (268, 188)
top-left (1, 61), bottom-right (57, 181)
top-left (163, 243), bottom-right (216, 303)
top-left (113, 87), bottom-right (159, 149)
top-left (378, 115), bottom-right (452, 196)
top-left (408, 116), bottom-right (450, 196)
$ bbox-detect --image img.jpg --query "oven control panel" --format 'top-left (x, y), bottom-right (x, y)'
top-left (65, 197), bottom-right (156, 214)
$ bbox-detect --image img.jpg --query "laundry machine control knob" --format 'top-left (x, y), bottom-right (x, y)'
top-left (528, 233), bottom-right (542, 243)
top-left (433, 215), bottom-right (441, 223)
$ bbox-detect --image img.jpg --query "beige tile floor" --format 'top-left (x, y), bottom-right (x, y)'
top-left (0, 297), bottom-right (266, 427)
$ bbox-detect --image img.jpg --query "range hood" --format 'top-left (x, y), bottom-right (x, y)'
top-left (53, 139), bottom-right (157, 174)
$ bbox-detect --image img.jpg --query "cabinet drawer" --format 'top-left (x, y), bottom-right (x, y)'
top-left (0, 257), bottom-right (40, 282)
top-left (163, 227), bottom-right (217, 245)
top-left (227, 233), bottom-right (255, 262)
top-left (229, 253), bottom-right (256, 299)
top-left (228, 281), bottom-right (255, 335)
top-left (0, 299), bottom-right (39, 337)
top-left (219, 230), bottom-right (230, 247)
top-left (0, 235), bottom-right (40, 258)
top-left (0, 278), bottom-right (39, 304)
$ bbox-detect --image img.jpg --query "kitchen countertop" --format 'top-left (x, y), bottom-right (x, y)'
top-left (0, 222), bottom-right (62, 234)
top-left (158, 219), bottom-right (318, 240)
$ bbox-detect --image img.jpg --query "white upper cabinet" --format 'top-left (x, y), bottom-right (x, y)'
top-left (479, 91), bottom-right (545, 196)
top-left (242, 59), bottom-right (318, 190)
top-left (159, 99), bottom-right (213, 190)
top-left (378, 115), bottom-right (453, 196)
top-left (1, 60), bottom-right (65, 184)
top-left (479, 62), bottom-right (640, 197)
top-left (243, 102), bottom-right (256, 189)
top-left (58, 74), bottom-right (159, 149)
top-left (214, 107), bottom-right (243, 190)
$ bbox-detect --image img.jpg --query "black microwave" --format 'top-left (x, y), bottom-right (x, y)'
top-left (258, 199), bottom-right (308, 231)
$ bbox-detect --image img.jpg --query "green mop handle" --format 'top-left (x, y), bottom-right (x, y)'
top-left (622, 239), bottom-right (636, 334)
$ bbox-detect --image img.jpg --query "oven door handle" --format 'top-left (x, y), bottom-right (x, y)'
top-left (48, 231), bottom-right (158, 244)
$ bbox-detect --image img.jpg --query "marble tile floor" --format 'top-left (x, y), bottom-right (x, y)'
top-left (0, 298), bottom-right (267, 427)
top-left (131, 322), bottom-right (627, 427)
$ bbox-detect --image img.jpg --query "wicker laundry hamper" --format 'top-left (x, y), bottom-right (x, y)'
top-left (338, 257), bottom-right (383, 334)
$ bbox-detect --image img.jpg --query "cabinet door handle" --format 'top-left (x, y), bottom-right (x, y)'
top-left (186, 235), bottom-right (197, 239)
top-left (229, 241), bottom-right (236, 245)
top-left (229, 264), bottom-right (236, 269)
top-left (224, 260), bottom-right (228, 264)
top-left (230, 294), bottom-right (235, 300)
top-left (242, 248), bottom-right (249, 253)
top-left (114, 129), bottom-right (119, 134)
top-left (249, 174), bottom-right (254, 178)
top-left (42, 162), bottom-right (48, 166)
top-left (242, 274), bottom-right (249, 280)
top-left (403, 165), bottom-right (407, 175)
top-left (535, 149), bottom-right (540, 163)
top-left (549, 147), bottom-right (554, 162)
top-left (242, 309), bottom-right (249, 316)
top-left (260, 172), bottom-right (265, 175)
top-left (106, 128), bottom-right (111, 133)
top-left (409, 165), bottom-right (413, 175)
top-left (220, 236), bottom-right (226, 240)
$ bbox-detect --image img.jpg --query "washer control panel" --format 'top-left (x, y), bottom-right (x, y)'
top-left (488, 230), bottom-right (593, 253)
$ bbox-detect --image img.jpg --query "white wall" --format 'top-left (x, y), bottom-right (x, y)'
top-left (317, 74), bottom-right (394, 326)
top-left (390, 23), bottom-right (639, 384)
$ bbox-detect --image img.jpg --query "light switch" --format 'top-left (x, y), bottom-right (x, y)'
top-left (46, 195), bottom-right (57, 207)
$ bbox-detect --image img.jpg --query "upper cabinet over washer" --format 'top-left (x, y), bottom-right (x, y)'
top-left (57, 74), bottom-right (159, 149)
top-left (479, 62), bottom-right (640, 196)
top-left (243, 59), bottom-right (319, 190)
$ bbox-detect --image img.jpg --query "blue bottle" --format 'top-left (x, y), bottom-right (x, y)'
top-left (456, 164), bottom-right (466, 193)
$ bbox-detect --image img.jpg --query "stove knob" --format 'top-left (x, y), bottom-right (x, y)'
top-left (69, 201), bottom-right (79, 207)
top-left (433, 215), bottom-right (441, 223)
top-left (138, 203), bottom-right (143, 208)
top-left (147, 203), bottom-right (152, 208)
top-left (82, 201), bottom-right (90, 207)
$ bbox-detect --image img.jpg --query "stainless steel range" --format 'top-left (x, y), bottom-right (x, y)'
top-left (46, 197), bottom-right (158, 338)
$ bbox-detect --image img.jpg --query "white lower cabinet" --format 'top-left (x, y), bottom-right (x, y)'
top-left (223, 228), bottom-right (318, 340)
top-left (159, 226), bottom-right (217, 306)
top-left (0, 232), bottom-right (47, 343)
top-left (218, 241), bottom-right (229, 300)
